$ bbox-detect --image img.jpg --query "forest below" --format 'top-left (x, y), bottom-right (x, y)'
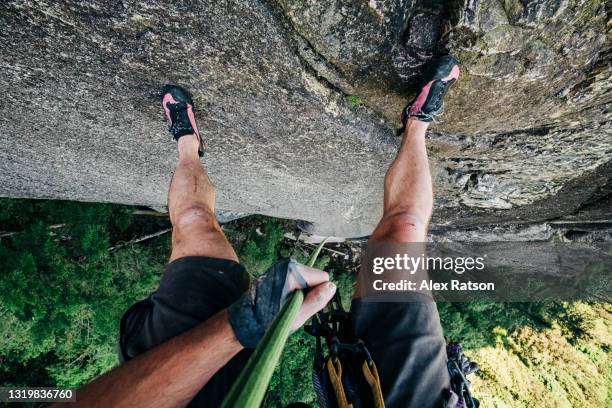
top-left (0, 198), bottom-right (609, 407)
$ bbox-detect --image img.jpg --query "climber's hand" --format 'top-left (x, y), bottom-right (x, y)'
top-left (228, 259), bottom-right (336, 348)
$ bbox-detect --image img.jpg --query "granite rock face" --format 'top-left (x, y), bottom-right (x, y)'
top-left (0, 0), bottom-right (610, 237)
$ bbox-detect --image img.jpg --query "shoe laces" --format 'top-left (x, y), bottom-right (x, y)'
top-left (166, 102), bottom-right (193, 134)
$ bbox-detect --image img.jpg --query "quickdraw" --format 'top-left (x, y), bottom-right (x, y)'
top-left (305, 292), bottom-right (480, 408)
top-left (305, 293), bottom-right (385, 408)
top-left (445, 339), bottom-right (480, 408)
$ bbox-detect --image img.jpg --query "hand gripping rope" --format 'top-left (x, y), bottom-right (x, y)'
top-left (221, 239), bottom-right (329, 408)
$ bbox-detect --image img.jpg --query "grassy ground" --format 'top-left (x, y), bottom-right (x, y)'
top-left (447, 303), bottom-right (610, 407)
top-left (0, 199), bottom-right (609, 406)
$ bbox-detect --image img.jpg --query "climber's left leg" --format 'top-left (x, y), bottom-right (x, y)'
top-left (118, 87), bottom-right (252, 407)
top-left (167, 134), bottom-right (238, 262)
top-left (157, 84), bottom-right (237, 262)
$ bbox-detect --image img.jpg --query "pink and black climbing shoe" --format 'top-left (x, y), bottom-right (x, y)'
top-left (161, 84), bottom-right (204, 157)
top-left (400, 55), bottom-right (460, 131)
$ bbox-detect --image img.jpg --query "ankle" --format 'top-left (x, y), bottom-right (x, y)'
top-left (404, 118), bottom-right (429, 136)
top-left (177, 134), bottom-right (200, 157)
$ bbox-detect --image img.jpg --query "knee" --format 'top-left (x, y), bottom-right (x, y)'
top-left (372, 212), bottom-right (428, 242)
top-left (173, 205), bottom-right (217, 231)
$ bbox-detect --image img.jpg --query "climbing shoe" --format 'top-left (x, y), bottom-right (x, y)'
top-left (161, 84), bottom-right (204, 157)
top-left (400, 55), bottom-right (460, 131)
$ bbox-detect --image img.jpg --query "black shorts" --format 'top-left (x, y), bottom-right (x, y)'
top-left (119, 257), bottom-right (449, 408)
top-left (119, 256), bottom-right (253, 407)
top-left (351, 298), bottom-right (450, 408)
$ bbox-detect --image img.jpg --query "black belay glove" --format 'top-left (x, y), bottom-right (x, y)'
top-left (229, 258), bottom-right (309, 348)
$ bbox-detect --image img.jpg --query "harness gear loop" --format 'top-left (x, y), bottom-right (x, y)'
top-left (306, 290), bottom-right (386, 408)
top-left (362, 360), bottom-right (384, 408)
top-left (326, 357), bottom-right (353, 408)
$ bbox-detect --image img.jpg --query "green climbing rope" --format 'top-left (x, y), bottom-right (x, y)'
top-left (221, 238), bottom-right (329, 408)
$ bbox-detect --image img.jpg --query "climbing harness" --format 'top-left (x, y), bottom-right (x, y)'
top-left (305, 292), bottom-right (385, 408)
top-left (221, 239), bottom-right (479, 408)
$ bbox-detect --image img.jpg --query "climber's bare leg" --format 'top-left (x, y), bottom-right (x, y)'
top-left (352, 118), bottom-right (450, 408)
top-left (370, 119), bottom-right (432, 243)
top-left (353, 119), bottom-right (431, 297)
top-left (351, 57), bottom-right (457, 407)
top-left (366, 55), bottom-right (458, 246)
top-left (168, 134), bottom-right (238, 262)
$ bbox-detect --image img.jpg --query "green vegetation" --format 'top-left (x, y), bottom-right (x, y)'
top-left (0, 199), bottom-right (609, 407)
top-left (438, 302), bottom-right (611, 407)
top-left (0, 198), bottom-right (167, 388)
top-left (345, 95), bottom-right (362, 107)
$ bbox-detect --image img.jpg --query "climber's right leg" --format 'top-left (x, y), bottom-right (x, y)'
top-left (350, 56), bottom-right (460, 408)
